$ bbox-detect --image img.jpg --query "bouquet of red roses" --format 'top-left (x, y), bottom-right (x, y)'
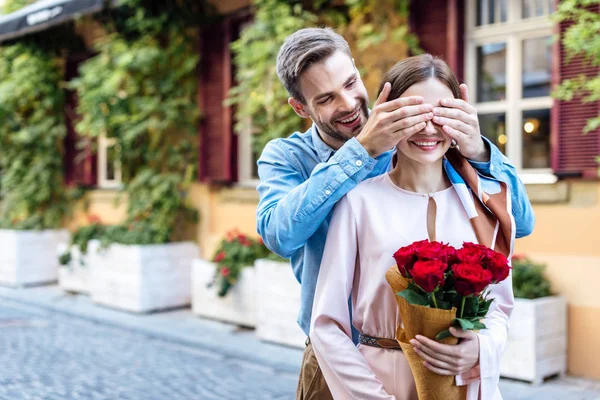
top-left (385, 239), bottom-right (510, 400)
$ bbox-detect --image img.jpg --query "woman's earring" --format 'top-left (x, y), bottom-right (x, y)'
top-left (450, 139), bottom-right (458, 148)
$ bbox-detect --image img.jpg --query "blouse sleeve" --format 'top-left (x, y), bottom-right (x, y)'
top-left (310, 195), bottom-right (395, 400)
top-left (456, 268), bottom-right (515, 400)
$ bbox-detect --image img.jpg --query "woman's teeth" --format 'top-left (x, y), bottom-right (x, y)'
top-left (413, 141), bottom-right (439, 147)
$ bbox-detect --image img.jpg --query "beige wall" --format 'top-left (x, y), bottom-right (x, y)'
top-left (516, 181), bottom-right (600, 379)
top-left (73, 180), bottom-right (600, 379)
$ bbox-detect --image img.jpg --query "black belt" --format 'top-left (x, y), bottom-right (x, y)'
top-left (358, 333), bottom-right (402, 351)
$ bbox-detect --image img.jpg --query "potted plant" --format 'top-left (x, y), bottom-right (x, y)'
top-left (0, 39), bottom-right (70, 287)
top-left (255, 254), bottom-right (305, 348)
top-left (192, 230), bottom-right (269, 327)
top-left (500, 255), bottom-right (567, 384)
top-left (68, 2), bottom-right (201, 313)
top-left (57, 216), bottom-right (105, 294)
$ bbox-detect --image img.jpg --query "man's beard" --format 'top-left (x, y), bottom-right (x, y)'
top-left (313, 98), bottom-right (369, 143)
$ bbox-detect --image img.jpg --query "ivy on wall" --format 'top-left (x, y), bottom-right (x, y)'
top-left (228, 0), bottom-right (420, 156)
top-left (0, 43), bottom-right (67, 229)
top-left (69, 0), bottom-right (204, 244)
top-left (553, 0), bottom-right (600, 136)
top-left (2, 0), bottom-right (37, 14)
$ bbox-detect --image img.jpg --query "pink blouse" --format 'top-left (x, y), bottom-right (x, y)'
top-left (310, 173), bottom-right (513, 400)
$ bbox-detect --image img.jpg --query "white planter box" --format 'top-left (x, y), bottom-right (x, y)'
top-left (57, 244), bottom-right (90, 294)
top-left (0, 229), bottom-right (69, 286)
top-left (191, 258), bottom-right (256, 328)
top-left (256, 259), bottom-right (305, 348)
top-left (89, 240), bottom-right (199, 313)
top-left (500, 296), bottom-right (567, 384)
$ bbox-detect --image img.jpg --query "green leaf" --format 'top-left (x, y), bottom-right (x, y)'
top-left (453, 318), bottom-right (475, 331)
top-left (471, 321), bottom-right (487, 330)
top-left (462, 296), bottom-right (479, 317)
top-left (435, 329), bottom-right (452, 341)
top-left (397, 288), bottom-right (430, 306)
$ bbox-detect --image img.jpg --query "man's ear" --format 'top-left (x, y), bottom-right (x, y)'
top-left (288, 97), bottom-right (310, 118)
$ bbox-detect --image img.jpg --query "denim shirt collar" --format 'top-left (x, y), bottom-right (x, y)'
top-left (310, 124), bottom-right (335, 163)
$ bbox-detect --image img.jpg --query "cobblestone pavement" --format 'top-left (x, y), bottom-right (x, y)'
top-left (2, 292), bottom-right (600, 400)
top-left (0, 303), bottom-right (297, 400)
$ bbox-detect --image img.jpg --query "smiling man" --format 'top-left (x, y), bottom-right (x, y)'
top-left (256, 27), bottom-right (534, 400)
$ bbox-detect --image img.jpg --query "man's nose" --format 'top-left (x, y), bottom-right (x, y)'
top-left (338, 92), bottom-right (357, 112)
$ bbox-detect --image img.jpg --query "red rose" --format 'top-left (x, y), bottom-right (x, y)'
top-left (456, 247), bottom-right (485, 264)
top-left (220, 267), bottom-right (230, 277)
top-left (393, 244), bottom-right (417, 277)
top-left (214, 251), bottom-right (226, 263)
top-left (452, 263), bottom-right (493, 296)
top-left (258, 237), bottom-right (264, 245)
top-left (483, 251), bottom-right (510, 282)
top-left (411, 260), bottom-right (447, 293)
top-left (414, 240), bottom-right (443, 259)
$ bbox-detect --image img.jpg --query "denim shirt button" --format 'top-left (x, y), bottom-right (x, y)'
top-left (355, 160), bottom-right (363, 167)
top-left (325, 190), bottom-right (331, 196)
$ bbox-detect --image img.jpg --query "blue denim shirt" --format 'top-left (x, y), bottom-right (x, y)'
top-left (256, 125), bottom-right (535, 336)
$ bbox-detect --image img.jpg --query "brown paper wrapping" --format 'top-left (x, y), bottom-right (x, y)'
top-left (385, 266), bottom-right (467, 400)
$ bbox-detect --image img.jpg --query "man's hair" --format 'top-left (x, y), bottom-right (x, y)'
top-left (276, 27), bottom-right (352, 104)
top-left (378, 54), bottom-right (461, 101)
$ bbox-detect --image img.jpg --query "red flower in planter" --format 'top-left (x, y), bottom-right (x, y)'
top-left (214, 251), bottom-right (226, 263)
top-left (220, 267), bottom-right (230, 277)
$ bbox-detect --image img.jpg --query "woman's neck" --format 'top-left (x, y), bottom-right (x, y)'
top-left (388, 154), bottom-right (450, 194)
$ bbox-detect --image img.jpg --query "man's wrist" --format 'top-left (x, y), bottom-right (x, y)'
top-left (466, 138), bottom-right (490, 163)
top-left (356, 136), bottom-right (378, 158)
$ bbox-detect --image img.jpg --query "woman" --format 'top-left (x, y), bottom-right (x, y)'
top-left (309, 54), bottom-right (515, 400)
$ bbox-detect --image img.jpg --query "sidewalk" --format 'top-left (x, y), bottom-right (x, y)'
top-left (0, 285), bottom-right (303, 374)
top-left (2, 284), bottom-right (600, 400)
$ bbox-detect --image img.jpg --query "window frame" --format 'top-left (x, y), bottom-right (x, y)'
top-left (97, 134), bottom-right (122, 189)
top-left (466, 0), bottom-right (557, 184)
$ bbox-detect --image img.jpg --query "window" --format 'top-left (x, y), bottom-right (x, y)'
top-left (466, 0), bottom-right (556, 184)
top-left (97, 134), bottom-right (122, 189)
top-left (237, 118), bottom-right (260, 186)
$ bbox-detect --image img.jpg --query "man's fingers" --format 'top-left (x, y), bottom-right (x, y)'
top-left (374, 82), bottom-right (391, 107)
top-left (433, 107), bottom-right (473, 123)
top-left (387, 103), bottom-right (433, 122)
top-left (439, 98), bottom-right (476, 114)
top-left (432, 116), bottom-right (471, 134)
top-left (376, 96), bottom-right (424, 113)
top-left (391, 111), bottom-right (433, 131)
top-left (460, 83), bottom-right (470, 104)
top-left (394, 121), bottom-right (427, 139)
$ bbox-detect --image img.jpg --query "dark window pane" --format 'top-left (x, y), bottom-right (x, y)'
top-left (479, 113), bottom-right (507, 154)
top-left (106, 143), bottom-right (116, 181)
top-left (522, 36), bottom-right (552, 98)
top-left (477, 0), bottom-right (486, 25)
top-left (489, 0), bottom-right (496, 24)
top-left (477, 43), bottom-right (507, 102)
top-left (522, 109), bottom-right (551, 168)
top-left (500, 0), bottom-right (508, 22)
top-left (522, 0), bottom-right (531, 18)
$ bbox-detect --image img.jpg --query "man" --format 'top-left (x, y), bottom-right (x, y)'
top-left (256, 27), bottom-right (534, 399)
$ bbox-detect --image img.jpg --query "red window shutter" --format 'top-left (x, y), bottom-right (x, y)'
top-left (552, 4), bottom-right (600, 178)
top-left (64, 54), bottom-right (97, 187)
top-left (410, 0), bottom-right (465, 81)
top-left (198, 20), bottom-right (236, 183)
